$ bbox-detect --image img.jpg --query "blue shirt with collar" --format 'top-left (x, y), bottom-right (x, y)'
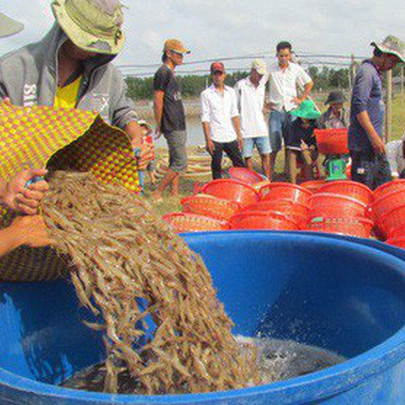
top-left (348, 60), bottom-right (385, 154)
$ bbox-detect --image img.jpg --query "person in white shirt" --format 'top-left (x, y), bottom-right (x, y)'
top-left (268, 41), bottom-right (314, 175)
top-left (201, 62), bottom-right (245, 179)
top-left (386, 135), bottom-right (405, 179)
top-left (235, 59), bottom-right (271, 180)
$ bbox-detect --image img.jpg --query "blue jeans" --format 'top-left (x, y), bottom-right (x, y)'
top-left (269, 110), bottom-right (296, 152)
top-left (350, 151), bottom-right (391, 190)
top-left (242, 136), bottom-right (271, 158)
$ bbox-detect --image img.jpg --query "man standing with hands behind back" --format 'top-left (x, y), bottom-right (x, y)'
top-left (201, 62), bottom-right (245, 179)
top-left (153, 39), bottom-right (190, 200)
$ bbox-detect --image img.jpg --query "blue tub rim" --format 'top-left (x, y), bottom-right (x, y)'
top-left (0, 231), bottom-right (405, 403)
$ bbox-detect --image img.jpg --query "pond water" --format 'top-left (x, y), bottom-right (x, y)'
top-left (154, 117), bottom-right (206, 148)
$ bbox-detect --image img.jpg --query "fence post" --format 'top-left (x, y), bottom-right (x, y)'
top-left (350, 55), bottom-right (357, 88)
top-left (385, 70), bottom-right (393, 143)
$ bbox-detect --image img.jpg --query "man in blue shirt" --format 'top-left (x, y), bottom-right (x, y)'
top-left (349, 35), bottom-right (405, 190)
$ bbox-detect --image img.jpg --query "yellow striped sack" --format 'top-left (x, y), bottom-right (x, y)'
top-left (0, 103), bottom-right (141, 281)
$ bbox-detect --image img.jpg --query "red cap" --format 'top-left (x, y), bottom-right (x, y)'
top-left (210, 62), bottom-right (225, 74)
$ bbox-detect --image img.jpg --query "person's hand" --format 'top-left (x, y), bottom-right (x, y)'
top-left (300, 140), bottom-right (309, 151)
top-left (371, 137), bottom-right (386, 155)
top-left (238, 137), bottom-right (244, 151)
top-left (3, 169), bottom-right (49, 215)
top-left (206, 139), bottom-right (215, 156)
top-left (132, 142), bottom-right (155, 171)
top-left (2, 97), bottom-right (12, 106)
top-left (292, 97), bottom-right (303, 106)
top-left (9, 216), bottom-right (52, 248)
top-left (154, 127), bottom-right (162, 140)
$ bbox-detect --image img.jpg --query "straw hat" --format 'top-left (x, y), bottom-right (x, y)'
top-left (51, 0), bottom-right (125, 55)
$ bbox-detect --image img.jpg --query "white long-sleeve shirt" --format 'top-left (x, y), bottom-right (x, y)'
top-left (386, 140), bottom-right (405, 178)
top-left (200, 84), bottom-right (239, 143)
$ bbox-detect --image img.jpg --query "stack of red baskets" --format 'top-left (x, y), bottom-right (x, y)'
top-left (163, 179), bottom-right (259, 233)
top-left (229, 183), bottom-right (311, 231)
top-left (371, 180), bottom-right (405, 247)
top-left (306, 181), bottom-right (374, 238)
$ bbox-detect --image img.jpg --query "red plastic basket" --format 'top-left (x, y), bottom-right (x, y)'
top-left (371, 189), bottom-right (405, 221)
top-left (228, 167), bottom-right (265, 185)
top-left (229, 210), bottom-right (298, 231)
top-left (388, 222), bottom-right (405, 240)
top-left (181, 194), bottom-right (240, 221)
top-left (202, 179), bottom-right (260, 208)
top-left (373, 180), bottom-right (405, 200)
top-left (380, 204), bottom-right (405, 235)
top-left (306, 216), bottom-right (374, 238)
top-left (308, 193), bottom-right (368, 218)
top-left (242, 200), bottom-right (308, 229)
top-left (316, 181), bottom-right (373, 205)
top-left (260, 182), bottom-right (312, 205)
top-left (386, 237), bottom-right (405, 249)
top-left (300, 180), bottom-right (327, 193)
top-left (162, 213), bottom-right (229, 233)
top-left (314, 128), bottom-right (349, 155)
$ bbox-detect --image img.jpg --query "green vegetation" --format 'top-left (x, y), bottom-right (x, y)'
top-left (125, 72), bottom-right (249, 101)
top-left (392, 94), bottom-right (405, 140)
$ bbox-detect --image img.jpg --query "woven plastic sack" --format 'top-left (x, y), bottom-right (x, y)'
top-left (0, 103), bottom-right (141, 282)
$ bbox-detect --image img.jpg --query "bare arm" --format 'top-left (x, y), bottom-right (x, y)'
top-left (356, 111), bottom-right (385, 154)
top-left (154, 90), bottom-right (165, 139)
top-left (125, 121), bottom-right (154, 170)
top-left (293, 81), bottom-right (314, 105)
top-left (202, 122), bottom-right (215, 155)
top-left (0, 216), bottom-right (51, 259)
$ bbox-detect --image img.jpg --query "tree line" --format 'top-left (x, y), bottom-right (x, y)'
top-left (125, 65), bottom-right (398, 101)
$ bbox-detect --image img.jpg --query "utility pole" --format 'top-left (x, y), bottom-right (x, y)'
top-left (401, 66), bottom-right (404, 104)
top-left (350, 54), bottom-right (357, 87)
top-left (385, 70), bottom-right (393, 143)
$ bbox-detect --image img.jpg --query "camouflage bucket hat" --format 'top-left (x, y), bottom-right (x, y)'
top-left (51, 0), bottom-right (125, 55)
top-left (0, 12), bottom-right (24, 38)
top-left (371, 35), bottom-right (405, 64)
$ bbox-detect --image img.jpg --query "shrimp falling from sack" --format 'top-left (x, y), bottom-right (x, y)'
top-left (41, 171), bottom-right (260, 394)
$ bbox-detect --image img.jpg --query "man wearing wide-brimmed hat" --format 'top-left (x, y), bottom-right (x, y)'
top-left (0, 0), bottom-right (153, 170)
top-left (349, 35), bottom-right (405, 190)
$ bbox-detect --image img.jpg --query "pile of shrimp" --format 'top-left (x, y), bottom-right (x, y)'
top-left (41, 171), bottom-right (260, 394)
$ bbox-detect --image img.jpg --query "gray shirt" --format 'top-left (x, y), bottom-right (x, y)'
top-left (0, 24), bottom-right (137, 130)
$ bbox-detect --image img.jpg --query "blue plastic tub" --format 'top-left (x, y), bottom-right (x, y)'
top-left (0, 231), bottom-right (405, 404)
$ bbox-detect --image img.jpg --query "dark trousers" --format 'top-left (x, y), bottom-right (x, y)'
top-left (350, 151), bottom-right (392, 190)
top-left (211, 140), bottom-right (245, 179)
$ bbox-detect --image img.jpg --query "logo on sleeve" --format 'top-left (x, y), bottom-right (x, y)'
top-left (23, 84), bottom-right (38, 107)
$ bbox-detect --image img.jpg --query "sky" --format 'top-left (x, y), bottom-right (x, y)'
top-left (0, 0), bottom-right (404, 76)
